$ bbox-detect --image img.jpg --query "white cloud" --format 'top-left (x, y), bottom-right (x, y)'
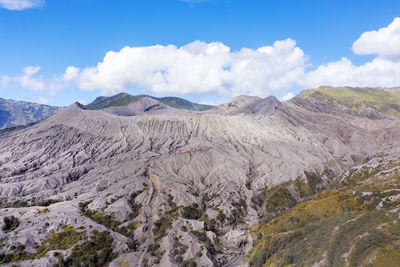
top-left (67, 39), bottom-right (306, 98)
top-left (0, 0), bottom-right (43, 10)
top-left (63, 66), bottom-right (80, 82)
top-left (300, 18), bottom-right (400, 89)
top-left (280, 92), bottom-right (295, 101)
top-left (17, 66), bottom-right (45, 91)
top-left (300, 57), bottom-right (400, 88)
top-left (0, 66), bottom-right (66, 93)
top-left (352, 17), bottom-right (400, 60)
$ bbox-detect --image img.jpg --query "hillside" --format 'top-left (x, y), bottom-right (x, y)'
top-left (1, 88), bottom-right (400, 266)
top-left (294, 86), bottom-right (400, 119)
top-left (0, 98), bottom-right (60, 129)
top-left (247, 153), bottom-right (400, 266)
top-left (86, 92), bottom-right (214, 112)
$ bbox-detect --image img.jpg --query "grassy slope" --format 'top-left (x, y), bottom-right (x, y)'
top-left (155, 96), bottom-right (213, 111)
top-left (86, 93), bottom-right (214, 111)
top-left (85, 93), bottom-right (146, 110)
top-left (247, 158), bottom-right (400, 267)
top-left (297, 86), bottom-right (400, 118)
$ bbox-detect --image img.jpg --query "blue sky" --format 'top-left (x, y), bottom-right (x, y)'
top-left (1, 0), bottom-right (400, 106)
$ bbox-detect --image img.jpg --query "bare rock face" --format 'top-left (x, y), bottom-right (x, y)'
top-left (1, 93), bottom-right (400, 266)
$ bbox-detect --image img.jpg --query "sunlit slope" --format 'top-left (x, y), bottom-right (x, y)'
top-left (247, 156), bottom-right (400, 267)
top-left (0, 98), bottom-right (60, 129)
top-left (296, 86), bottom-right (400, 118)
top-left (86, 92), bottom-right (213, 111)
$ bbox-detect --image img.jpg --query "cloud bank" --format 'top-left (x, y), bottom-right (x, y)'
top-left (0, 0), bottom-right (43, 10)
top-left (66, 39), bottom-right (306, 98)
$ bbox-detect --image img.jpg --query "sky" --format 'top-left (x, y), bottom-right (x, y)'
top-left (1, 0), bottom-right (400, 106)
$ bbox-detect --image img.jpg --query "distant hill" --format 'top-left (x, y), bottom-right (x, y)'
top-left (0, 98), bottom-right (60, 129)
top-left (86, 93), bottom-right (214, 111)
top-left (294, 86), bottom-right (400, 119)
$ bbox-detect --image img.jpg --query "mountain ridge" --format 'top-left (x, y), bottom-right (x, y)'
top-left (0, 97), bottom-right (60, 129)
top-left (86, 92), bottom-right (214, 111)
top-left (1, 86), bottom-right (400, 266)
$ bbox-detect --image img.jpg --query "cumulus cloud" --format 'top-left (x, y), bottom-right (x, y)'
top-left (301, 18), bottom-right (400, 89)
top-left (301, 57), bottom-right (400, 89)
top-left (0, 0), bottom-right (43, 10)
top-left (352, 17), bottom-right (400, 60)
top-left (67, 39), bottom-right (306, 98)
top-left (63, 66), bottom-right (80, 82)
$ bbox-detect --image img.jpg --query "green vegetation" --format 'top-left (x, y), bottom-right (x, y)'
top-left (304, 171), bottom-right (323, 193)
top-left (85, 92), bottom-right (214, 111)
top-left (0, 243), bottom-right (28, 264)
top-left (153, 215), bottom-right (174, 240)
top-left (2, 216), bottom-right (20, 233)
top-left (180, 259), bottom-right (197, 267)
top-left (190, 230), bottom-right (218, 255)
top-left (247, 159), bottom-right (400, 267)
top-left (36, 225), bottom-right (86, 257)
top-left (147, 242), bottom-right (163, 262)
top-left (35, 208), bottom-right (51, 216)
top-left (128, 190), bottom-right (144, 219)
top-left (86, 93), bottom-right (146, 109)
top-left (181, 204), bottom-right (202, 220)
top-left (0, 198), bottom-right (60, 208)
top-left (35, 198), bottom-right (60, 207)
top-left (0, 225), bottom-right (115, 266)
top-left (79, 201), bottom-right (139, 246)
top-left (155, 96), bottom-right (213, 111)
top-left (297, 86), bottom-right (400, 118)
top-left (228, 199), bottom-right (248, 225)
top-left (264, 187), bottom-right (296, 213)
top-left (172, 236), bottom-right (188, 264)
top-left (53, 230), bottom-right (116, 267)
top-left (0, 97), bottom-right (59, 130)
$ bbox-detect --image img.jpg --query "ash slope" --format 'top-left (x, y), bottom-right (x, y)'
top-left (1, 89), bottom-right (400, 266)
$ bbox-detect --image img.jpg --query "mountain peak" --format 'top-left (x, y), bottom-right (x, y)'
top-left (85, 92), bottom-right (214, 112)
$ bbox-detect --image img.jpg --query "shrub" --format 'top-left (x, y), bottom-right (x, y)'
top-left (53, 230), bottom-right (116, 267)
top-left (265, 187), bottom-right (296, 213)
top-left (36, 225), bottom-right (86, 257)
top-left (304, 171), bottom-right (323, 193)
top-left (190, 230), bottom-right (217, 255)
top-left (35, 199), bottom-right (60, 207)
top-left (182, 205), bottom-right (202, 220)
top-left (181, 259), bottom-right (197, 267)
top-left (128, 190), bottom-right (143, 219)
top-left (2, 216), bottom-right (20, 233)
top-left (216, 210), bottom-right (226, 223)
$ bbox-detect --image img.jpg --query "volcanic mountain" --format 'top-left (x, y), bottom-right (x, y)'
top-left (1, 87), bottom-right (400, 266)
